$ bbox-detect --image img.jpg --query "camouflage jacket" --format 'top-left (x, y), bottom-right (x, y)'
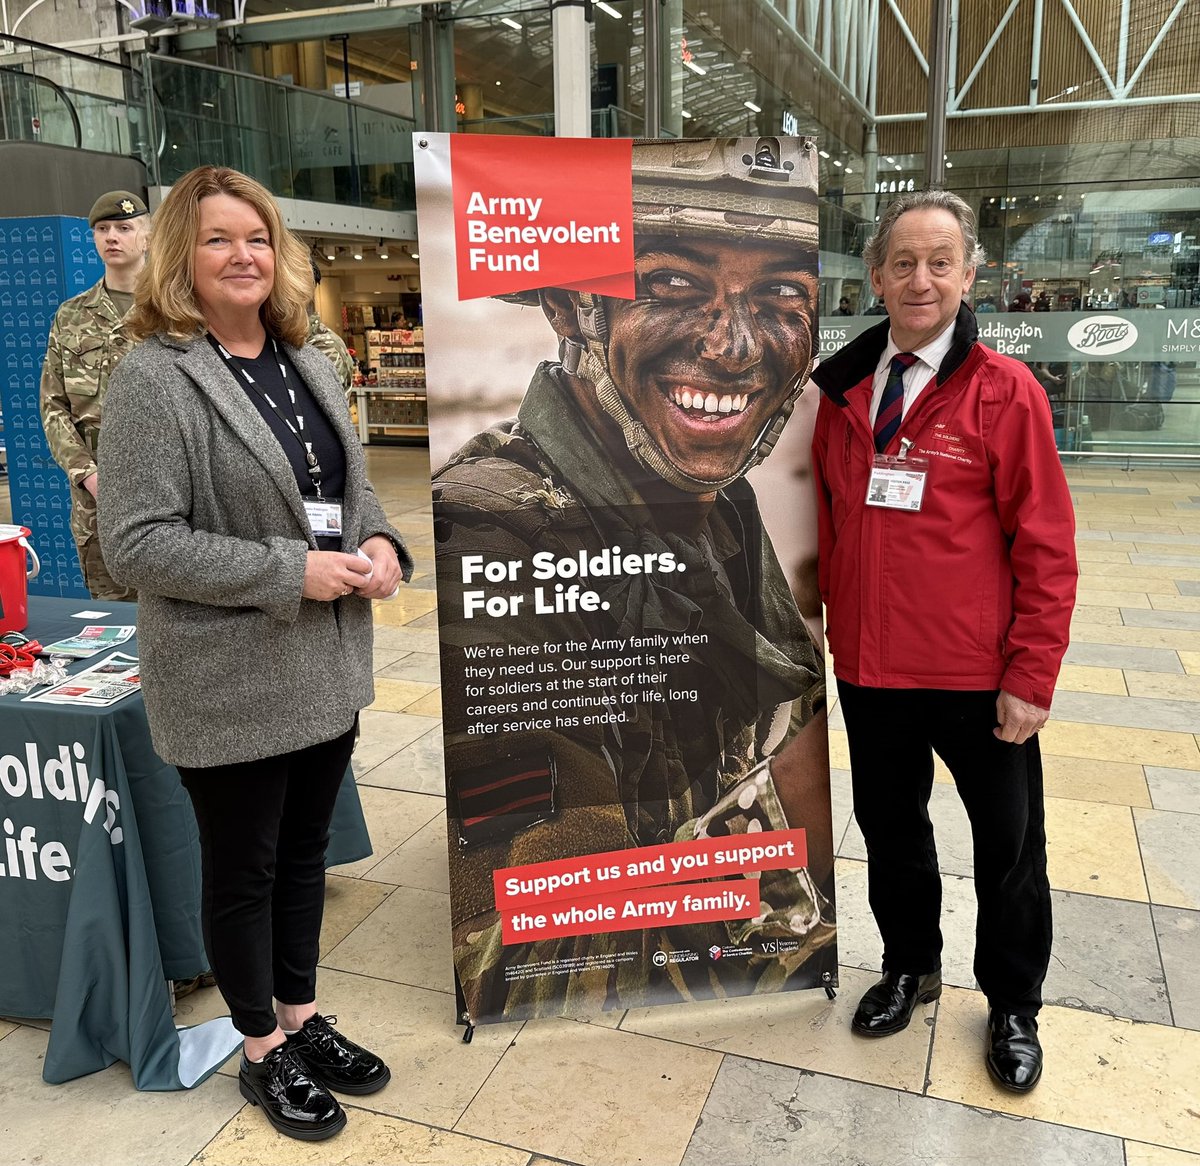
top-left (306, 314), bottom-right (355, 390)
top-left (433, 363), bottom-right (833, 1023)
top-left (40, 279), bottom-right (134, 488)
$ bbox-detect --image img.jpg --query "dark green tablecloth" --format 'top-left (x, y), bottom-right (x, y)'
top-left (0, 596), bottom-right (372, 1087)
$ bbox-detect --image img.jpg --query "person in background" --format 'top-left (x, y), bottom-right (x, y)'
top-left (811, 188), bottom-right (1077, 1094)
top-left (97, 165), bottom-right (411, 1142)
top-left (40, 190), bottom-right (150, 600)
top-left (834, 295), bottom-right (854, 316)
top-left (306, 258), bottom-right (356, 389)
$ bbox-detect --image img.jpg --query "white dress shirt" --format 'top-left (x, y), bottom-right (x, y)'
top-left (868, 319), bottom-right (958, 428)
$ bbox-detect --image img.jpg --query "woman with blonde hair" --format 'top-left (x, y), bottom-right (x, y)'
top-left (98, 165), bottom-right (411, 1142)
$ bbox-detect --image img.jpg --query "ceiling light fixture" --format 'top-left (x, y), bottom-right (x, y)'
top-left (500, 15), bottom-right (522, 29)
top-left (743, 100), bottom-right (761, 113)
top-left (884, 156), bottom-right (895, 163)
top-left (353, 250), bottom-right (363, 260)
top-left (595, 1), bottom-right (622, 16)
top-left (818, 149), bottom-right (830, 159)
top-left (683, 59), bottom-right (707, 76)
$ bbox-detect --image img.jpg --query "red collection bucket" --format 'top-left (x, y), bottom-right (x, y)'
top-left (0, 525), bottom-right (41, 634)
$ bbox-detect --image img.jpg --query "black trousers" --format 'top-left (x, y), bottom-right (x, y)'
top-left (837, 681), bottom-right (1052, 1016)
top-left (177, 721), bottom-right (357, 1037)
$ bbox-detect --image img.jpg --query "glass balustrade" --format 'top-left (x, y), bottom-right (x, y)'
top-left (143, 54), bottom-right (415, 214)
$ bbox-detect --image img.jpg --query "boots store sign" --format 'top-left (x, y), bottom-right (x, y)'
top-left (1067, 316), bottom-right (1139, 356)
top-left (821, 310), bottom-right (1200, 360)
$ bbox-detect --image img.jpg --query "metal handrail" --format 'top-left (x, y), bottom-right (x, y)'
top-left (144, 52), bottom-right (416, 124)
top-left (0, 67), bottom-right (82, 147)
top-left (0, 31), bottom-right (138, 75)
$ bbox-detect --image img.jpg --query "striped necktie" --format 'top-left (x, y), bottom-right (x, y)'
top-left (874, 352), bottom-right (918, 452)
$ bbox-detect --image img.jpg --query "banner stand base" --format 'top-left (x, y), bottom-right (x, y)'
top-left (825, 985), bottom-right (837, 1001)
top-left (454, 967), bottom-right (475, 1043)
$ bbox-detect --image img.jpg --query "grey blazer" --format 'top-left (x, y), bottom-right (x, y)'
top-left (97, 333), bottom-right (413, 768)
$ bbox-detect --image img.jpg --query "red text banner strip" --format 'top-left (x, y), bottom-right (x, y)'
top-left (494, 828), bottom-right (807, 911)
top-left (501, 879), bottom-right (761, 943)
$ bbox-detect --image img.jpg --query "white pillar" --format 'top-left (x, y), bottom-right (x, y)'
top-left (552, 0), bottom-right (592, 137)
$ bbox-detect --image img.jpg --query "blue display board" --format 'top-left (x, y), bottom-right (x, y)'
top-left (0, 216), bottom-right (103, 598)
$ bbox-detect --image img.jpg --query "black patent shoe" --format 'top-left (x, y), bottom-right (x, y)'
top-left (986, 1010), bottom-right (1043, 1092)
top-left (851, 970), bottom-right (942, 1037)
top-left (286, 1014), bottom-right (392, 1096)
top-left (238, 1044), bottom-right (347, 1142)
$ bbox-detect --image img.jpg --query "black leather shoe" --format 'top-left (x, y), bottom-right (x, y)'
top-left (238, 1044), bottom-right (346, 1141)
top-left (851, 970), bottom-right (942, 1037)
top-left (286, 1014), bottom-right (391, 1096)
top-left (986, 1010), bottom-right (1043, 1092)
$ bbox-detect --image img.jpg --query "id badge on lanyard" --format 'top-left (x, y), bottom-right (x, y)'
top-left (303, 497), bottom-right (344, 536)
top-left (865, 438), bottom-right (929, 512)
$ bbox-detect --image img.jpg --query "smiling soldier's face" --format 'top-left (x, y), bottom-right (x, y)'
top-left (597, 233), bottom-right (817, 486)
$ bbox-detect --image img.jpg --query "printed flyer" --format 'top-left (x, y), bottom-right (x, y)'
top-left (414, 133), bottom-right (838, 1024)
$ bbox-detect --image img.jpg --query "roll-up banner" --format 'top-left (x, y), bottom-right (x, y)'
top-left (414, 134), bottom-right (838, 1025)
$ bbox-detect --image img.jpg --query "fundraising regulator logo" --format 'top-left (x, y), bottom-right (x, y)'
top-left (1068, 315), bottom-right (1139, 356)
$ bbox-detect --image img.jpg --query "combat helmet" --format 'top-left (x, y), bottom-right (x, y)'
top-left (571, 135), bottom-right (820, 493)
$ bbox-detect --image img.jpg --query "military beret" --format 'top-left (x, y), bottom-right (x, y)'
top-left (88, 191), bottom-right (148, 228)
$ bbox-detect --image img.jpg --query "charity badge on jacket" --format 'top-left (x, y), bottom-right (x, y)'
top-left (865, 438), bottom-right (928, 511)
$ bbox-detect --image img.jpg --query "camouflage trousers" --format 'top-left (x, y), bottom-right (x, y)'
top-left (71, 488), bottom-right (136, 602)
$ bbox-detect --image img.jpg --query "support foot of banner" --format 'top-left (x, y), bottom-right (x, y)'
top-left (824, 985), bottom-right (837, 1000)
top-left (453, 966), bottom-right (474, 1044)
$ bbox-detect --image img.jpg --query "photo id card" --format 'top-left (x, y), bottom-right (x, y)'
top-left (865, 456), bottom-right (928, 512)
top-left (304, 498), bottom-right (344, 536)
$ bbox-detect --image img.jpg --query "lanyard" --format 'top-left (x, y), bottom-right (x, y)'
top-left (212, 335), bottom-right (324, 499)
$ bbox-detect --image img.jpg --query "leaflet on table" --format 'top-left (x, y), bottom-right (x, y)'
top-left (41, 625), bottom-right (136, 658)
top-left (23, 652), bottom-right (141, 706)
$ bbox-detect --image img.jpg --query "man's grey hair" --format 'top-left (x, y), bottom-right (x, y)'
top-left (862, 189), bottom-right (985, 271)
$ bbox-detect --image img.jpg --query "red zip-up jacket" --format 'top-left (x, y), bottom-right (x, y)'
top-left (810, 304), bottom-right (1077, 709)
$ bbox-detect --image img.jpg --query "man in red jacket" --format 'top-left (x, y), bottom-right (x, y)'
top-left (811, 190), bottom-right (1077, 1092)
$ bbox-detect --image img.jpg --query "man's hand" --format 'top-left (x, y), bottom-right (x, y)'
top-left (994, 690), bottom-right (1049, 745)
top-left (766, 709), bottom-right (833, 889)
top-left (81, 472), bottom-right (98, 498)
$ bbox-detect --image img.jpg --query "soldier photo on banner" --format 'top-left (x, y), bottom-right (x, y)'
top-left (414, 135), bottom-right (838, 1025)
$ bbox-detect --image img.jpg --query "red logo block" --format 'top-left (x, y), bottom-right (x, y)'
top-left (451, 135), bottom-right (634, 302)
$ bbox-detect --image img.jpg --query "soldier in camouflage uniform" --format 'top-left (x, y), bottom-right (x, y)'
top-left (40, 191), bottom-right (149, 600)
top-left (306, 258), bottom-right (356, 390)
top-left (307, 314), bottom-right (355, 390)
top-left (433, 138), bottom-right (836, 1022)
